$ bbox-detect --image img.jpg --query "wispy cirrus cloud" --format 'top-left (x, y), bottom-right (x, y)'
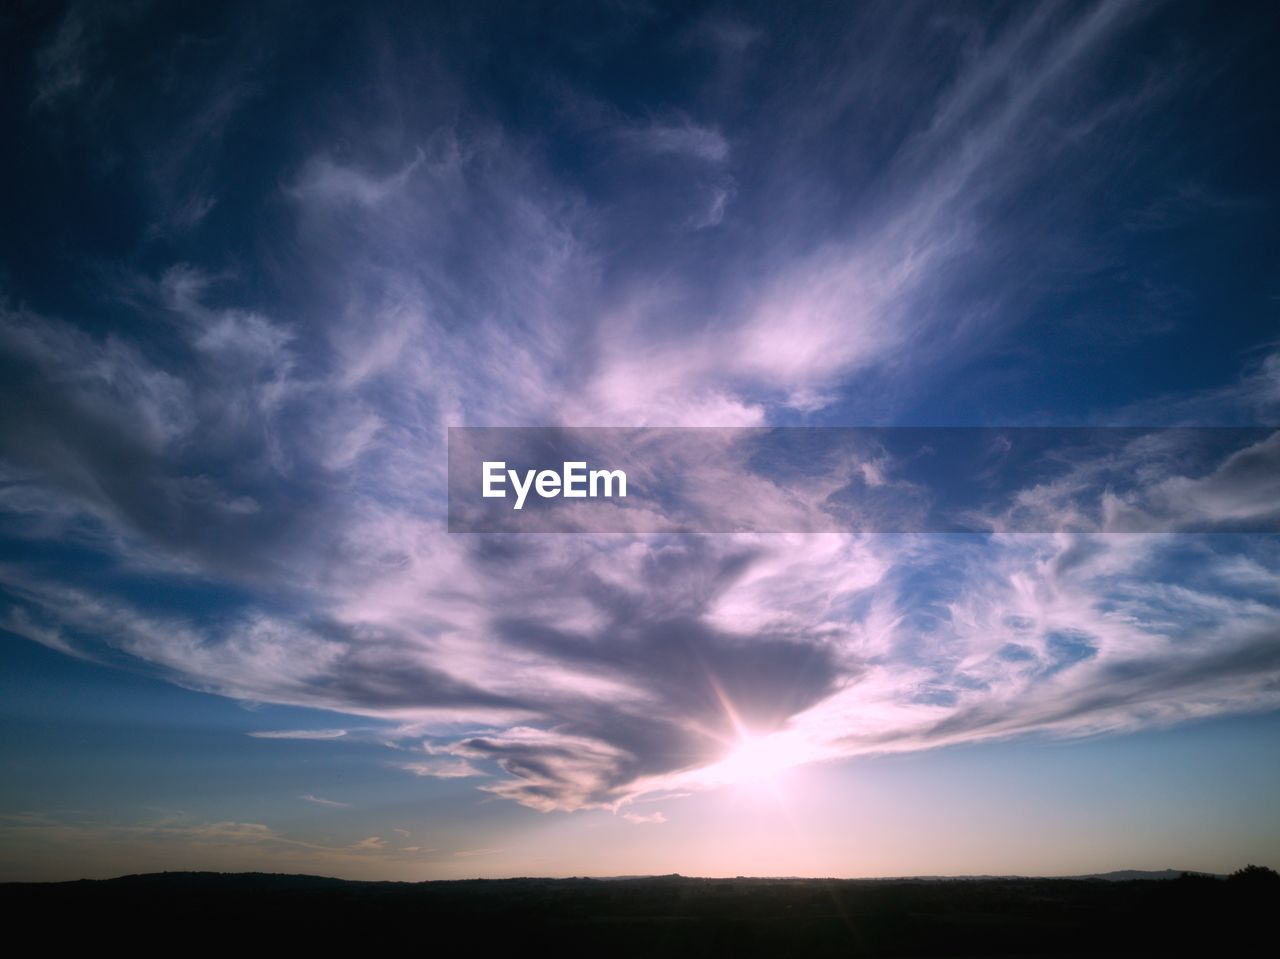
top-left (2, 0), bottom-right (1277, 823)
top-left (252, 730), bottom-right (349, 741)
top-left (622, 811), bottom-right (667, 825)
top-left (616, 114), bottom-right (730, 163)
top-left (400, 759), bottom-right (485, 780)
top-left (301, 794), bottom-right (349, 807)
top-left (31, 4), bottom-right (91, 108)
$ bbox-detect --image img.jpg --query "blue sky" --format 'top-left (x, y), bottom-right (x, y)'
top-left (1, 0), bottom-right (1278, 880)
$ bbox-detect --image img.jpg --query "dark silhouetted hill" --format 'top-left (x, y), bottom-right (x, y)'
top-left (3, 867), bottom-right (1276, 955)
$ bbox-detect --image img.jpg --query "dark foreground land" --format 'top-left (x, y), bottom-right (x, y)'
top-left (4, 869), bottom-right (1277, 956)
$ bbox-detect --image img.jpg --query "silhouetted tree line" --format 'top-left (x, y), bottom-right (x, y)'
top-left (1227, 863), bottom-right (1280, 884)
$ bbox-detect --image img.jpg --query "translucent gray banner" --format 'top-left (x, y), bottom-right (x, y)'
top-left (447, 427), bottom-right (1280, 533)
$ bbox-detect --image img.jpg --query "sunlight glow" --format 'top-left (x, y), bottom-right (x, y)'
top-left (717, 734), bottom-right (796, 786)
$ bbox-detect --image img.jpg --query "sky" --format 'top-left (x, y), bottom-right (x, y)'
top-left (1, 0), bottom-right (1278, 881)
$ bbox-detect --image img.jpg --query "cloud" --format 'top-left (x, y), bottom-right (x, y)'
top-left (400, 759), bottom-right (485, 779)
top-left (1131, 432), bottom-right (1280, 528)
top-left (689, 181), bottom-right (734, 230)
top-left (0, 810), bottom-right (467, 881)
top-left (1111, 349), bottom-right (1280, 426)
top-left (301, 794), bottom-right (349, 807)
top-left (3, 0), bottom-right (1277, 822)
top-left (617, 115), bottom-right (730, 163)
top-left (250, 730), bottom-right (349, 740)
top-left (287, 149), bottom-right (427, 209)
top-left (621, 811), bottom-right (667, 825)
top-left (31, 5), bottom-right (90, 108)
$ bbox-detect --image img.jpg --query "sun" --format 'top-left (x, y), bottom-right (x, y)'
top-left (716, 733), bottom-right (795, 786)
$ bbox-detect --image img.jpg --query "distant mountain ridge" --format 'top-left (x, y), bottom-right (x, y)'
top-left (1, 867), bottom-right (1224, 886)
top-left (600, 869), bottom-right (1222, 882)
top-left (1071, 869), bottom-right (1221, 881)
